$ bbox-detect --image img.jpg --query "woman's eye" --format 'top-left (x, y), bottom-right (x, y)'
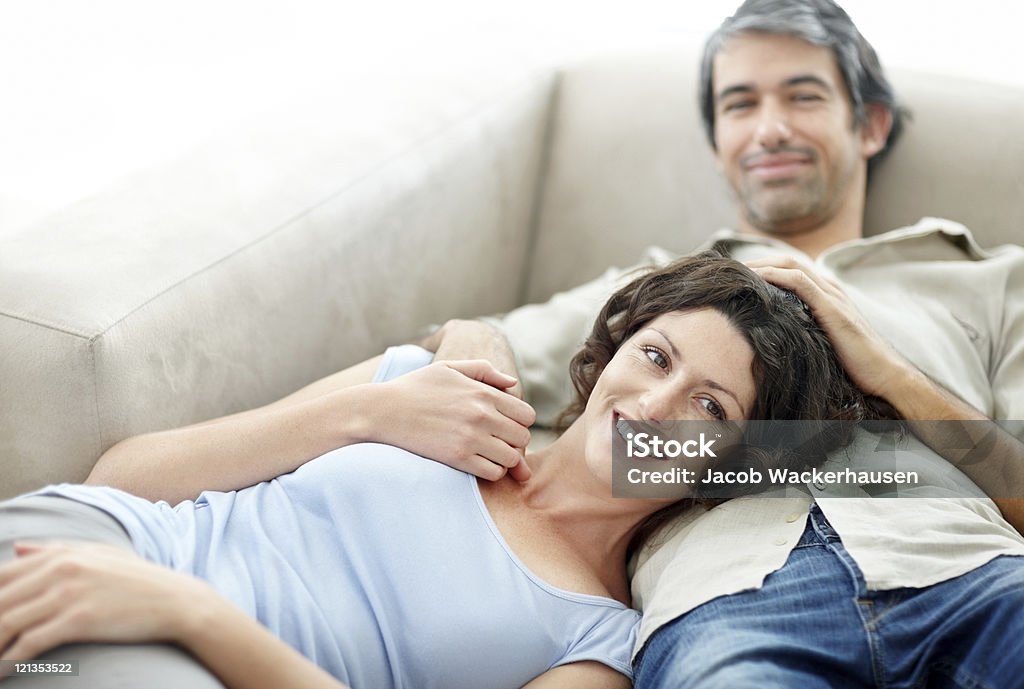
top-left (643, 347), bottom-right (669, 370)
top-left (700, 398), bottom-right (725, 420)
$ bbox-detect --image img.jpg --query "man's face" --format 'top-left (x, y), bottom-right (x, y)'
top-left (711, 32), bottom-right (877, 235)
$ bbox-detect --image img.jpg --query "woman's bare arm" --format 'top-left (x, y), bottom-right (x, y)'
top-left (85, 356), bottom-right (386, 503)
top-left (180, 580), bottom-right (352, 689)
top-left (521, 661), bottom-right (631, 689)
top-left (86, 348), bottom-right (535, 504)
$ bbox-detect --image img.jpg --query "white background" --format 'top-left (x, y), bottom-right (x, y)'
top-left (2, 0), bottom-right (1021, 234)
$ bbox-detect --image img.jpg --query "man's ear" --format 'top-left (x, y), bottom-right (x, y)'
top-left (860, 103), bottom-right (893, 158)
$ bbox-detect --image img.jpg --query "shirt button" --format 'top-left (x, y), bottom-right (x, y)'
top-left (773, 538), bottom-right (788, 546)
top-left (786, 513), bottom-right (802, 523)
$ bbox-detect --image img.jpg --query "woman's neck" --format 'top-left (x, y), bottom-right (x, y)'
top-left (479, 422), bottom-right (668, 604)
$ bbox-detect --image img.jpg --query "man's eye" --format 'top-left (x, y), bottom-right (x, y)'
top-left (793, 93), bottom-right (823, 103)
top-left (643, 347), bottom-right (669, 369)
top-left (700, 398), bottom-right (725, 420)
top-left (723, 100), bottom-right (754, 113)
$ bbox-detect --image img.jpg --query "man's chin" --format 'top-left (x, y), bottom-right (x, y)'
top-left (740, 190), bottom-right (825, 234)
top-left (744, 204), bottom-right (826, 236)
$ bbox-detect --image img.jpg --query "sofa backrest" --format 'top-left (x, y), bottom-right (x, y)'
top-left (526, 49), bottom-right (1024, 303)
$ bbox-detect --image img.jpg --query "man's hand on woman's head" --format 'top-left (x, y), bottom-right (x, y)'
top-left (745, 255), bottom-right (911, 402)
top-left (372, 360), bottom-right (537, 482)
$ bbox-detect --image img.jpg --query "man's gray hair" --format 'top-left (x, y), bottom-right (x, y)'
top-left (699, 0), bottom-right (908, 176)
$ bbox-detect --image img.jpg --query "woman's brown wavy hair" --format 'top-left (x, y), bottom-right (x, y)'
top-left (554, 251), bottom-right (898, 556)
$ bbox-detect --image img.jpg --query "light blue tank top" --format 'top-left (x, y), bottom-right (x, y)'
top-left (36, 345), bottom-right (640, 688)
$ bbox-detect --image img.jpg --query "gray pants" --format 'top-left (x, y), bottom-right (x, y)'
top-left (0, 496), bottom-right (225, 688)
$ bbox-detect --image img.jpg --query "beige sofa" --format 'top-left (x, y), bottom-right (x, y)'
top-left (2, 49), bottom-right (1023, 500)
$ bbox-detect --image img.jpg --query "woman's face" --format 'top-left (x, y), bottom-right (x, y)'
top-left (580, 308), bottom-right (758, 483)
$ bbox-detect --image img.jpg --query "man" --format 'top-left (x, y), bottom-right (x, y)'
top-left (432, 0), bottom-right (1024, 685)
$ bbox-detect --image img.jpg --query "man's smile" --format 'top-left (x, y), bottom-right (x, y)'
top-left (743, 150), bottom-right (815, 182)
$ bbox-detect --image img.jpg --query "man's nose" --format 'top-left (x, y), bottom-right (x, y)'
top-left (754, 103), bottom-right (793, 149)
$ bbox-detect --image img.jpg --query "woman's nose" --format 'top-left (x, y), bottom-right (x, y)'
top-left (638, 386), bottom-right (679, 426)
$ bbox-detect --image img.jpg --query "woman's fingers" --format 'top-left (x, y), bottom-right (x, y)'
top-left (379, 359), bottom-right (538, 480)
top-left (0, 544), bottom-right (68, 632)
top-left (3, 618), bottom-right (80, 674)
top-left (506, 457), bottom-right (532, 483)
top-left (488, 406), bottom-right (532, 449)
top-left (0, 541), bottom-right (209, 674)
top-left (492, 390), bottom-right (537, 429)
top-left (452, 429), bottom-right (528, 470)
top-left (461, 399), bottom-right (533, 480)
top-left (445, 360), bottom-right (537, 427)
top-left (461, 455), bottom-right (532, 483)
top-left (430, 320), bottom-right (525, 399)
top-left (0, 590), bottom-right (69, 660)
top-left (12, 542), bottom-right (50, 556)
top-left (0, 563), bottom-right (59, 648)
top-left (0, 544), bottom-right (86, 663)
top-left (445, 359), bottom-right (518, 390)
top-left (0, 543), bottom-right (54, 586)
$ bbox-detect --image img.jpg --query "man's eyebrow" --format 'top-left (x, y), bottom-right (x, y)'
top-left (716, 83), bottom-right (755, 102)
top-left (783, 74), bottom-right (834, 91)
top-left (648, 327), bottom-right (748, 417)
top-left (716, 74), bottom-right (834, 102)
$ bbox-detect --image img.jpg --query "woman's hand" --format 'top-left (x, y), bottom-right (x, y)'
top-left (369, 360), bottom-right (537, 481)
top-left (422, 319), bottom-right (525, 399)
top-left (0, 542), bottom-right (353, 689)
top-left (0, 541), bottom-right (206, 674)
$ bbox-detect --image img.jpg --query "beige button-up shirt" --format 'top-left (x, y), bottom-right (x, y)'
top-left (495, 218), bottom-right (1024, 657)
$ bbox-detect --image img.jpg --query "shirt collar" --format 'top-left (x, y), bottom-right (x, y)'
top-left (700, 218), bottom-right (993, 264)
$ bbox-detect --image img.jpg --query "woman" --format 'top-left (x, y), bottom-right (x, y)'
top-left (0, 253), bottom-right (886, 689)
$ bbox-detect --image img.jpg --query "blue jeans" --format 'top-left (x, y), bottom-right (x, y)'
top-left (634, 506), bottom-right (1024, 689)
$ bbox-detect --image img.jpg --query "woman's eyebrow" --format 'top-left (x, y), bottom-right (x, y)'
top-left (648, 326), bottom-right (681, 359)
top-left (703, 379), bottom-right (747, 418)
top-left (649, 326), bottom-right (747, 417)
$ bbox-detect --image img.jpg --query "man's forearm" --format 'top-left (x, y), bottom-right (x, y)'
top-left (422, 319), bottom-right (522, 398)
top-left (881, 364), bottom-right (1024, 531)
